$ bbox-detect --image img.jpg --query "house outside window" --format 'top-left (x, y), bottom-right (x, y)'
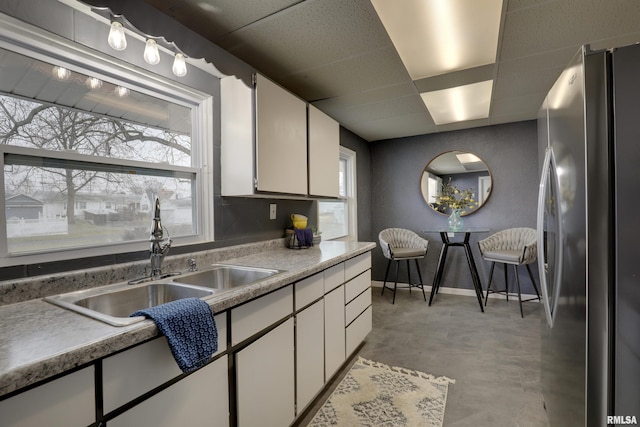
top-left (0, 18), bottom-right (213, 266)
top-left (318, 147), bottom-right (357, 241)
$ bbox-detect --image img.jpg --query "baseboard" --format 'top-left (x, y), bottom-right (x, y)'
top-left (370, 280), bottom-right (541, 302)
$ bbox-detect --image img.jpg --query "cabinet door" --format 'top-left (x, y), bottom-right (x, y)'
top-left (109, 356), bottom-right (229, 427)
top-left (221, 75), bottom-right (254, 196)
top-left (255, 74), bottom-right (307, 195)
top-left (296, 299), bottom-right (325, 413)
top-left (103, 313), bottom-right (227, 413)
top-left (324, 285), bottom-right (345, 379)
top-left (236, 318), bottom-right (295, 427)
top-left (308, 105), bottom-right (339, 197)
top-left (0, 367), bottom-right (94, 427)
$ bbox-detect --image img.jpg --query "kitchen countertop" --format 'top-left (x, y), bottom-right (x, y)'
top-left (0, 240), bottom-right (376, 398)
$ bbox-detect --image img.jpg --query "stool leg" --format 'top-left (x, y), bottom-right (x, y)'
top-left (414, 259), bottom-right (427, 301)
top-left (406, 259), bottom-right (412, 294)
top-left (392, 260), bottom-right (400, 304)
top-left (514, 265), bottom-right (524, 318)
top-left (504, 263), bottom-right (509, 301)
top-left (526, 264), bottom-right (541, 301)
top-left (485, 262), bottom-right (495, 305)
top-left (381, 259), bottom-right (392, 296)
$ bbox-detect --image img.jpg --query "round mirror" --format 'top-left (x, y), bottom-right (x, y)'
top-left (420, 150), bottom-right (492, 216)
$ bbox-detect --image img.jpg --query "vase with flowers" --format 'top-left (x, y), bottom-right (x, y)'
top-left (434, 178), bottom-right (478, 231)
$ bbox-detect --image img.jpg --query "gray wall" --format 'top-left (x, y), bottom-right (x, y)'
top-left (370, 120), bottom-right (540, 293)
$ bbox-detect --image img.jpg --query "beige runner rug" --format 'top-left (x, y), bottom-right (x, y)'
top-left (308, 357), bottom-right (455, 426)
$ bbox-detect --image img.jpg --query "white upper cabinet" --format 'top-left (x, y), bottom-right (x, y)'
top-left (220, 75), bottom-right (255, 196)
top-left (220, 74), bottom-right (307, 197)
top-left (308, 105), bottom-right (340, 197)
top-left (221, 74), bottom-right (339, 198)
top-left (255, 74), bottom-right (308, 195)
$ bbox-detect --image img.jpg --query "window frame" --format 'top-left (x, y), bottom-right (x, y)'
top-left (318, 146), bottom-right (357, 241)
top-left (0, 14), bottom-right (214, 267)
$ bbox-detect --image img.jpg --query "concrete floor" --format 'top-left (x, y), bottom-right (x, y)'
top-left (298, 288), bottom-right (550, 426)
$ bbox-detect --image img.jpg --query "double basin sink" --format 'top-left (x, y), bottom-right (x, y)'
top-left (44, 264), bottom-right (283, 326)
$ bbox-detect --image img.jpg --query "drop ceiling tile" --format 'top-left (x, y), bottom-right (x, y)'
top-left (501, 0), bottom-right (640, 60)
top-left (506, 0), bottom-right (558, 13)
top-left (437, 118), bottom-right (490, 133)
top-left (215, 0), bottom-right (392, 75)
top-left (348, 113), bottom-right (438, 142)
top-left (329, 94), bottom-right (428, 125)
top-left (491, 92), bottom-right (547, 117)
top-left (497, 46), bottom-right (579, 75)
top-left (493, 65), bottom-right (564, 99)
top-left (283, 46), bottom-right (410, 101)
top-left (145, 0), bottom-right (301, 40)
top-left (312, 82), bottom-right (417, 109)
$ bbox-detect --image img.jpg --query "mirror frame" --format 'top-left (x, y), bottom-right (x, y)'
top-left (420, 150), bottom-right (492, 216)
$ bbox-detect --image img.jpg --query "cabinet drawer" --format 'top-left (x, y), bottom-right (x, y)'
top-left (345, 252), bottom-right (371, 281)
top-left (103, 313), bottom-right (227, 413)
top-left (345, 288), bottom-right (371, 326)
top-left (232, 285), bottom-right (293, 346)
top-left (324, 263), bottom-right (344, 293)
top-left (345, 270), bottom-right (371, 303)
top-left (295, 272), bottom-right (324, 311)
top-left (346, 305), bottom-right (372, 356)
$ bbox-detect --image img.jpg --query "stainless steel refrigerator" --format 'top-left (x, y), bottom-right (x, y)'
top-left (537, 43), bottom-right (640, 426)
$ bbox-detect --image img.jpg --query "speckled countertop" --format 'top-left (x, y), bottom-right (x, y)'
top-left (0, 240), bottom-right (376, 398)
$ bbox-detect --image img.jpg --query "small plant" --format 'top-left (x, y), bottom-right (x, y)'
top-left (435, 178), bottom-right (477, 214)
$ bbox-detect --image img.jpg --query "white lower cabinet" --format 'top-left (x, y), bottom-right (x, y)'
top-left (296, 299), bottom-right (325, 413)
top-left (109, 356), bottom-right (229, 427)
top-left (324, 284), bottom-right (346, 379)
top-left (236, 318), bottom-right (295, 427)
top-left (103, 313), bottom-right (227, 413)
top-left (0, 366), bottom-right (94, 427)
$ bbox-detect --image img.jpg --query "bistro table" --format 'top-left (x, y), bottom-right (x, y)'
top-left (423, 228), bottom-right (490, 312)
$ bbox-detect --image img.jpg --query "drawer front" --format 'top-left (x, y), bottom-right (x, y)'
top-left (345, 252), bottom-right (371, 282)
top-left (232, 285), bottom-right (293, 346)
top-left (345, 270), bottom-right (371, 303)
top-left (324, 263), bottom-right (344, 293)
top-left (346, 305), bottom-right (372, 356)
top-left (345, 288), bottom-right (371, 325)
top-left (295, 272), bottom-right (324, 311)
top-left (103, 313), bottom-right (227, 413)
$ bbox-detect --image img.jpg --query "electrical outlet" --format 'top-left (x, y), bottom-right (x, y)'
top-left (269, 204), bottom-right (277, 220)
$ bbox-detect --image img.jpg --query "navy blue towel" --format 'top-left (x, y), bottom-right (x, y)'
top-left (294, 227), bottom-right (314, 247)
top-left (131, 298), bottom-right (218, 373)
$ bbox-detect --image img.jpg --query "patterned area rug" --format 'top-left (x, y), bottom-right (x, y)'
top-left (308, 358), bottom-right (455, 427)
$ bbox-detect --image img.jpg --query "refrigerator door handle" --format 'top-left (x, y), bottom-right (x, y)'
top-left (537, 147), bottom-right (563, 328)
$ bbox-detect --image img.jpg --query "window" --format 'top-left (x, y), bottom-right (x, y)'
top-left (318, 147), bottom-right (357, 241)
top-left (0, 19), bottom-right (213, 266)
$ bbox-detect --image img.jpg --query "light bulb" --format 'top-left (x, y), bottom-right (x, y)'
top-left (85, 77), bottom-right (103, 89)
top-left (143, 39), bottom-right (160, 65)
top-left (114, 86), bottom-right (130, 97)
top-left (107, 21), bottom-right (127, 51)
top-left (52, 66), bottom-right (71, 80)
top-left (172, 53), bottom-right (187, 77)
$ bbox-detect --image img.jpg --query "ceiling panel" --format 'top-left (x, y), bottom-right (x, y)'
top-left (215, 0), bottom-right (392, 74)
top-left (141, 0), bottom-right (640, 141)
top-left (284, 47), bottom-right (410, 101)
